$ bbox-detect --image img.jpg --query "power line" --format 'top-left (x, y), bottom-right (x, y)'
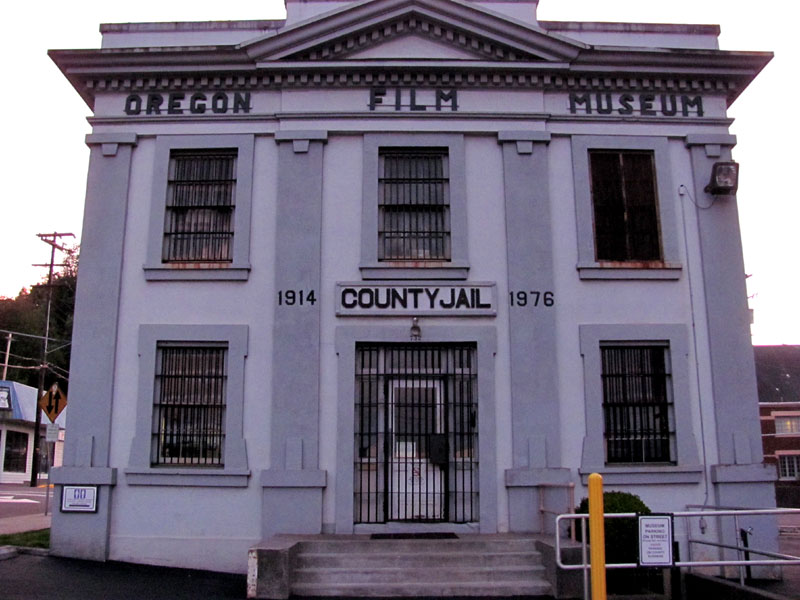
top-left (0, 328), bottom-right (70, 345)
top-left (7, 353), bottom-right (40, 363)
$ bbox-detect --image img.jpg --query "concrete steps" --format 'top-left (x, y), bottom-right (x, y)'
top-left (248, 535), bottom-right (554, 598)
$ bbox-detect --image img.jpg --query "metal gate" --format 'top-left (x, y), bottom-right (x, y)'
top-left (354, 343), bottom-right (478, 524)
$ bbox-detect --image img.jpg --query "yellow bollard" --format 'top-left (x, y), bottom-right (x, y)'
top-left (588, 473), bottom-right (607, 600)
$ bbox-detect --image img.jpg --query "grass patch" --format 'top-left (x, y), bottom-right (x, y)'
top-left (0, 529), bottom-right (49, 548)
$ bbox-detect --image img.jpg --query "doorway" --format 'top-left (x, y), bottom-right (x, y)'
top-left (354, 343), bottom-right (478, 524)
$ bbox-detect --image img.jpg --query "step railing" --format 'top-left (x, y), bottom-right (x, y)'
top-left (555, 507), bottom-right (800, 600)
top-left (538, 482), bottom-right (576, 540)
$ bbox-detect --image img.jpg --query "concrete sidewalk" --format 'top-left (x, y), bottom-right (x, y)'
top-left (0, 513), bottom-right (51, 535)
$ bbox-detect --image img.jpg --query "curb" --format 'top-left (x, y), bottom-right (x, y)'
top-left (0, 546), bottom-right (17, 561)
top-left (0, 546), bottom-right (50, 561)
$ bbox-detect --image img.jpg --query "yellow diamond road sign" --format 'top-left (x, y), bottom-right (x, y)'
top-left (39, 383), bottom-right (67, 423)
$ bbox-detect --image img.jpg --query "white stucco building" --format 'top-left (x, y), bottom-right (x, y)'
top-left (49, 0), bottom-right (774, 586)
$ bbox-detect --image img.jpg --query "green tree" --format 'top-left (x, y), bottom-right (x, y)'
top-left (0, 246), bottom-right (78, 393)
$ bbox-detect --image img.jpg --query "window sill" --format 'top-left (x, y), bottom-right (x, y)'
top-left (360, 262), bottom-right (469, 281)
top-left (124, 468), bottom-right (250, 487)
top-left (578, 465), bottom-right (703, 485)
top-left (143, 264), bottom-right (251, 281)
top-left (577, 261), bottom-right (682, 280)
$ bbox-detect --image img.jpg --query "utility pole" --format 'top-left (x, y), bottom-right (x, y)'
top-left (2, 333), bottom-right (11, 380)
top-left (30, 232), bottom-right (74, 487)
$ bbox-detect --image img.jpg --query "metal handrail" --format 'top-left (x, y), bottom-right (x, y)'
top-left (555, 508), bottom-right (800, 600)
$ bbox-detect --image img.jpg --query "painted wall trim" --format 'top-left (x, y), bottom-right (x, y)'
top-left (85, 132), bottom-right (138, 146)
top-left (579, 466), bottom-right (703, 485)
top-left (143, 134), bottom-right (255, 281)
top-left (334, 324), bottom-right (498, 534)
top-left (360, 133), bottom-right (469, 280)
top-left (579, 324), bottom-right (702, 475)
top-left (275, 130), bottom-right (329, 142)
top-left (571, 135), bottom-right (682, 280)
top-left (686, 140), bottom-right (764, 467)
top-left (260, 469), bottom-right (327, 488)
top-left (498, 131), bottom-right (560, 472)
top-left (505, 468), bottom-right (572, 487)
top-left (129, 325), bottom-right (250, 476)
top-left (711, 464), bottom-right (777, 484)
top-left (50, 133), bottom-right (136, 562)
top-left (125, 469), bottom-right (250, 487)
top-left (685, 134), bottom-right (737, 148)
top-left (51, 467), bottom-right (117, 486)
top-left (260, 133), bottom-right (327, 541)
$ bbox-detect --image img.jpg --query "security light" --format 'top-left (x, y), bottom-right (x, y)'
top-left (705, 161), bottom-right (739, 195)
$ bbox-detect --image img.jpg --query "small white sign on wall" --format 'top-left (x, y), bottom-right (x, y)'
top-left (639, 515), bottom-right (674, 567)
top-left (61, 486), bottom-right (98, 513)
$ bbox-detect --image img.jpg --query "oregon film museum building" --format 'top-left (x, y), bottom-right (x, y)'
top-left (48, 0), bottom-right (775, 577)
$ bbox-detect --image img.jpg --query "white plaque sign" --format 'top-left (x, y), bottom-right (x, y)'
top-left (639, 515), bottom-right (673, 567)
top-left (45, 423), bottom-right (60, 443)
top-left (61, 486), bottom-right (98, 513)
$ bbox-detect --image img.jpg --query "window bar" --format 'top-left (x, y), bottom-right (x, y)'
top-left (382, 347), bottom-right (390, 521)
top-left (354, 343), bottom-right (476, 524)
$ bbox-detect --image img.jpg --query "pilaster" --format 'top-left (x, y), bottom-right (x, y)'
top-left (50, 132), bottom-right (137, 561)
top-left (261, 131), bottom-right (328, 538)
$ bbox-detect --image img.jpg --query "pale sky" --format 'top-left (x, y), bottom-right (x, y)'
top-left (2, 0), bottom-right (796, 345)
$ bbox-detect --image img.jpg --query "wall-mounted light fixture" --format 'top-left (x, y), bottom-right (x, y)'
top-left (410, 317), bottom-right (421, 341)
top-left (705, 161), bottom-right (739, 195)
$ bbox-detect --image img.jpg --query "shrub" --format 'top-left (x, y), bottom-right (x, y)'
top-left (576, 490), bottom-right (651, 563)
top-left (575, 491), bottom-right (659, 593)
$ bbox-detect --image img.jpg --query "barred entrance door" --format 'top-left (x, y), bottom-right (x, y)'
top-left (355, 343), bottom-right (478, 524)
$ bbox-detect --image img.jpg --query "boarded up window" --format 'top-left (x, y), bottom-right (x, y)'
top-left (590, 150), bottom-right (661, 261)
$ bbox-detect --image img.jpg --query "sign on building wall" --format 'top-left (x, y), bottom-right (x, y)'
top-left (61, 486), bottom-right (98, 513)
top-left (336, 283), bottom-right (496, 316)
top-left (639, 515), bottom-right (674, 567)
top-left (115, 88), bottom-right (711, 118)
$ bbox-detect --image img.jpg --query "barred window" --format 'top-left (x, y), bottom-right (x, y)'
top-left (378, 148), bottom-right (450, 261)
top-left (163, 149), bottom-right (237, 263)
top-left (152, 344), bottom-right (227, 466)
top-left (779, 455), bottom-right (800, 480)
top-left (601, 344), bottom-right (675, 464)
top-left (0, 386), bottom-right (10, 410)
top-left (775, 417), bottom-right (800, 435)
top-left (3, 430), bottom-right (29, 473)
top-left (590, 150), bottom-right (661, 262)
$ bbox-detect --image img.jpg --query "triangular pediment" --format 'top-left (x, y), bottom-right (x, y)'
top-left (240, 0), bottom-right (584, 63)
top-left (337, 32), bottom-right (490, 60)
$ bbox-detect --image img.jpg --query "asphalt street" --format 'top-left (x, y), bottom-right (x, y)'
top-left (0, 483), bottom-right (51, 519)
top-left (0, 552), bottom-right (248, 600)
